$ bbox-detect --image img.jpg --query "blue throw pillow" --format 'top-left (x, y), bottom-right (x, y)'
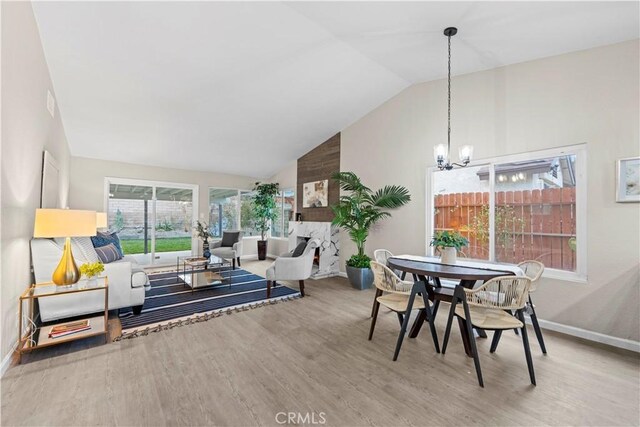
top-left (91, 231), bottom-right (123, 257)
top-left (95, 243), bottom-right (122, 263)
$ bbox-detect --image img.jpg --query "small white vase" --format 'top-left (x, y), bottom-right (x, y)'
top-left (440, 247), bottom-right (457, 265)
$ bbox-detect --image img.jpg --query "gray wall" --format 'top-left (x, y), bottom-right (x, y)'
top-left (340, 40), bottom-right (640, 341)
top-left (1, 2), bottom-right (72, 364)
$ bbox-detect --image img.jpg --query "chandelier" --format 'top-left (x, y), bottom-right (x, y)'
top-left (434, 27), bottom-right (473, 171)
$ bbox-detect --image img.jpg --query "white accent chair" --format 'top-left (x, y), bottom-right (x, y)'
top-left (265, 239), bottom-right (320, 298)
top-left (31, 238), bottom-right (148, 322)
top-left (210, 231), bottom-right (243, 269)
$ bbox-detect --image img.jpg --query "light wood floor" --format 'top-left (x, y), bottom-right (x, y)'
top-left (2, 260), bottom-right (639, 426)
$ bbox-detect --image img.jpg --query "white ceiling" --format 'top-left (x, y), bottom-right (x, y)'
top-left (32, 1), bottom-right (639, 178)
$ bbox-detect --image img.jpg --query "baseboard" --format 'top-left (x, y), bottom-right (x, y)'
top-left (240, 254), bottom-right (277, 261)
top-left (525, 317), bottom-right (639, 353)
top-left (1, 342), bottom-right (18, 378)
top-left (338, 271), bottom-right (348, 279)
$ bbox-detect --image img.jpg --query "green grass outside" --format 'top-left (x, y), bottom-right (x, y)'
top-left (120, 237), bottom-right (192, 254)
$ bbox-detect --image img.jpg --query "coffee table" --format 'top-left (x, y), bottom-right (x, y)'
top-left (176, 255), bottom-right (232, 292)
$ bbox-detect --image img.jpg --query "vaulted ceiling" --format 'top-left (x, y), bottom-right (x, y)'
top-left (33, 1), bottom-right (639, 178)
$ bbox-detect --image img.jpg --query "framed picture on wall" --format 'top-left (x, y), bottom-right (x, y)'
top-left (40, 150), bottom-right (60, 208)
top-left (302, 180), bottom-right (328, 208)
top-left (616, 157), bottom-right (640, 203)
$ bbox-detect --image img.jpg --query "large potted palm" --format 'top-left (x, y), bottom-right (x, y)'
top-left (251, 182), bottom-right (279, 260)
top-left (331, 172), bottom-right (411, 289)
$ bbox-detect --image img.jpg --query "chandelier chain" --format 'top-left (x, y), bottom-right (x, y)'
top-left (447, 32), bottom-right (451, 156)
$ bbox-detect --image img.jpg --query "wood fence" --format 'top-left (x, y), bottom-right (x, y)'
top-left (433, 188), bottom-right (576, 271)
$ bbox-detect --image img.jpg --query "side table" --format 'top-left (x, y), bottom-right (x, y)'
top-left (17, 277), bottom-right (109, 363)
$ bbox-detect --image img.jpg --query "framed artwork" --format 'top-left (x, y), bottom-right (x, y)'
top-left (616, 157), bottom-right (640, 203)
top-left (40, 150), bottom-right (60, 208)
top-left (302, 180), bottom-right (328, 208)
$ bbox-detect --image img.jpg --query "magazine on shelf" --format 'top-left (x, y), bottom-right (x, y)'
top-left (49, 319), bottom-right (92, 338)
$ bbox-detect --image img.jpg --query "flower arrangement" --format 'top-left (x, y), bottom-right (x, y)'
top-left (193, 220), bottom-right (213, 241)
top-left (79, 262), bottom-right (104, 279)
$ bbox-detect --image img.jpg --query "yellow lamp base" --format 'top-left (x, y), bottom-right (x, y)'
top-left (52, 237), bottom-right (80, 286)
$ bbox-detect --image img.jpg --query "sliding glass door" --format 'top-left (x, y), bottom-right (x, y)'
top-left (106, 179), bottom-right (198, 265)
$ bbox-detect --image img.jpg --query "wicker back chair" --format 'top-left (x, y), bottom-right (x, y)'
top-left (516, 260), bottom-right (547, 353)
top-left (373, 249), bottom-right (394, 265)
top-left (369, 261), bottom-right (439, 360)
top-left (517, 260), bottom-right (544, 292)
top-left (370, 249), bottom-right (409, 318)
top-left (442, 276), bottom-right (536, 387)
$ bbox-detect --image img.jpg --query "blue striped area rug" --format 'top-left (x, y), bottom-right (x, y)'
top-left (116, 268), bottom-right (299, 340)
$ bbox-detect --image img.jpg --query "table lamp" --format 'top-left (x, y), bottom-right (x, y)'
top-left (96, 212), bottom-right (108, 230)
top-left (33, 209), bottom-right (97, 285)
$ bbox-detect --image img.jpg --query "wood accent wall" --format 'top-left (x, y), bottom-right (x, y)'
top-left (297, 133), bottom-right (340, 222)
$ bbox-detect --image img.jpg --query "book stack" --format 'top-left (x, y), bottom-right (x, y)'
top-left (48, 320), bottom-right (91, 339)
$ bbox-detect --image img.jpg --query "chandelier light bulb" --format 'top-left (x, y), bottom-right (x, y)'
top-left (434, 144), bottom-right (448, 163)
top-left (458, 145), bottom-right (473, 163)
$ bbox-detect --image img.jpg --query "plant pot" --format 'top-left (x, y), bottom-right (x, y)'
top-left (346, 265), bottom-right (374, 290)
top-left (202, 240), bottom-right (211, 258)
top-left (440, 247), bottom-right (457, 265)
top-left (257, 240), bottom-right (268, 260)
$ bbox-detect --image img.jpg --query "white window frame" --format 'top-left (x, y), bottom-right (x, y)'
top-left (208, 187), bottom-right (260, 240)
top-left (426, 143), bottom-right (587, 283)
top-left (270, 188), bottom-right (295, 240)
top-left (104, 177), bottom-right (199, 260)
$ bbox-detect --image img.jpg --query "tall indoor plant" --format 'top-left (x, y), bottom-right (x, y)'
top-left (331, 172), bottom-right (411, 289)
top-left (252, 182), bottom-right (279, 260)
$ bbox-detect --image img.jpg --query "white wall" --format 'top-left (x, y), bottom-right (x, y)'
top-left (266, 160), bottom-right (297, 257)
top-left (1, 2), bottom-right (71, 365)
top-left (69, 157), bottom-right (260, 257)
top-left (340, 40), bottom-right (640, 342)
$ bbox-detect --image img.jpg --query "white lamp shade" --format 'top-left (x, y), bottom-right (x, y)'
top-left (434, 144), bottom-right (448, 162)
top-left (458, 145), bottom-right (473, 162)
top-left (33, 209), bottom-right (97, 238)
top-left (96, 212), bottom-right (108, 229)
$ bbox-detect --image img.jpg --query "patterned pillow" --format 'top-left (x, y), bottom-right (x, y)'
top-left (95, 243), bottom-right (122, 264)
top-left (91, 231), bottom-right (123, 257)
top-left (72, 237), bottom-right (100, 263)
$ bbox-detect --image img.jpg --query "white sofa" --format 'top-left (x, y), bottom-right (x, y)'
top-left (31, 238), bottom-right (149, 322)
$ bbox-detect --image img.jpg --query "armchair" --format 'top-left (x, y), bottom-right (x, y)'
top-left (265, 239), bottom-right (319, 298)
top-left (210, 231), bottom-right (243, 269)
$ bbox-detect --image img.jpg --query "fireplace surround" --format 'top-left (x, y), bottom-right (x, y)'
top-left (288, 221), bottom-right (339, 279)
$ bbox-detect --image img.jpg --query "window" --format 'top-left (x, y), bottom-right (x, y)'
top-left (106, 178), bottom-right (197, 266)
top-left (209, 187), bottom-right (295, 239)
top-left (428, 145), bottom-right (586, 280)
top-left (240, 191), bottom-right (260, 237)
top-left (209, 188), bottom-right (239, 238)
top-left (272, 189), bottom-right (295, 238)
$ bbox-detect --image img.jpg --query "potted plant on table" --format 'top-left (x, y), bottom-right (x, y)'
top-left (251, 182), bottom-right (280, 260)
top-left (331, 172), bottom-right (411, 289)
top-left (194, 220), bottom-right (213, 258)
top-left (430, 230), bottom-right (468, 265)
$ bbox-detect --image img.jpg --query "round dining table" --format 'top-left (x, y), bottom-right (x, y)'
top-left (386, 257), bottom-right (517, 357)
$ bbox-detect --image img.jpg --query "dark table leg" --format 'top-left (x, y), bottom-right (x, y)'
top-left (408, 275), bottom-right (430, 339)
top-left (456, 279), bottom-right (480, 357)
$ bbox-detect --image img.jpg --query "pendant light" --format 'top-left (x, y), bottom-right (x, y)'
top-left (434, 27), bottom-right (473, 171)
